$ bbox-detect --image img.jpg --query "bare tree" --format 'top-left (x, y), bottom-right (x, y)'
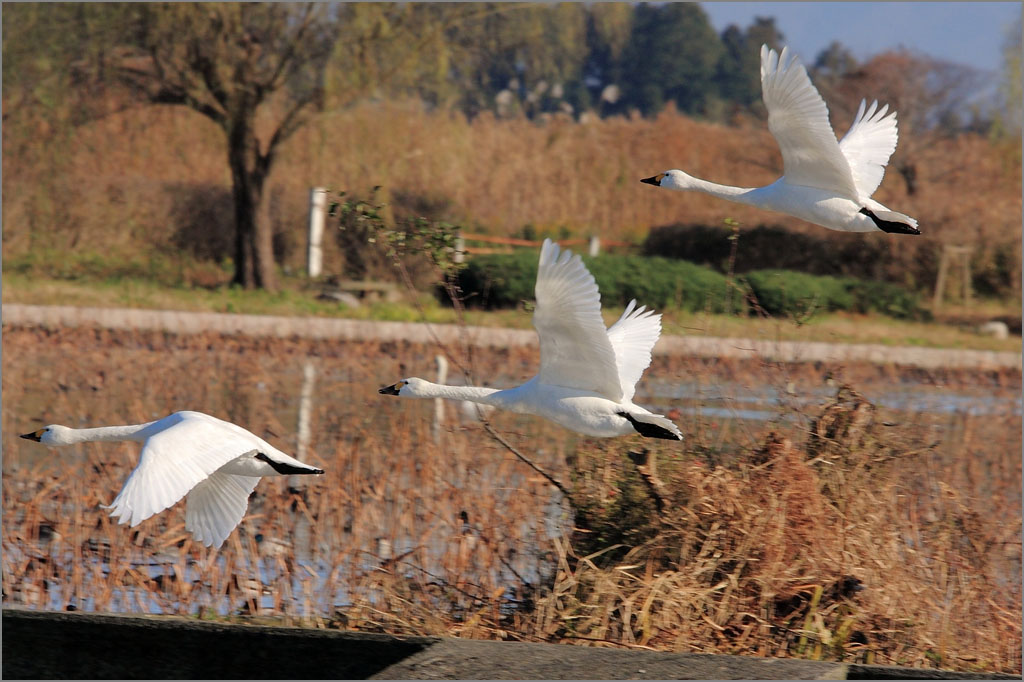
top-left (825, 50), bottom-right (985, 195)
top-left (112, 3), bottom-right (337, 291)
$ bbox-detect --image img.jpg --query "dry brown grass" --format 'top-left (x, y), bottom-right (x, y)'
top-left (3, 100), bottom-right (1020, 298)
top-left (2, 325), bottom-right (1020, 674)
top-left (526, 387), bottom-right (1021, 672)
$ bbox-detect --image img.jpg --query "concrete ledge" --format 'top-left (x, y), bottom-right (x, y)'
top-left (2, 609), bottom-right (435, 679)
top-left (371, 636), bottom-right (846, 680)
top-left (2, 303), bottom-right (1020, 371)
top-left (3, 609), bottom-right (1016, 680)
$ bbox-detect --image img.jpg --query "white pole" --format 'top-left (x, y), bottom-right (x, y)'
top-left (433, 354), bottom-right (448, 444)
top-left (588, 235), bottom-right (600, 257)
top-left (454, 230), bottom-right (465, 264)
top-left (307, 187), bottom-right (326, 278)
top-left (291, 359), bottom-right (316, 489)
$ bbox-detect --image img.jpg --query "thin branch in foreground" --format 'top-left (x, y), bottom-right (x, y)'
top-left (481, 421), bottom-right (570, 499)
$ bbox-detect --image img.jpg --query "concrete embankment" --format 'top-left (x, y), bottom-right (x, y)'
top-left (4, 609), bottom-right (1017, 680)
top-left (2, 303), bottom-right (1020, 371)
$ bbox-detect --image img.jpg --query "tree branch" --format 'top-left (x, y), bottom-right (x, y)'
top-left (188, 42), bottom-right (232, 113)
top-left (112, 58), bottom-right (227, 127)
top-left (262, 89), bottom-right (318, 165)
top-left (481, 421), bottom-right (571, 499)
top-left (628, 448), bottom-right (670, 518)
top-left (263, 3), bottom-right (318, 92)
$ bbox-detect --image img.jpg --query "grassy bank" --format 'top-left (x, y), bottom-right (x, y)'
top-left (3, 267), bottom-right (1020, 352)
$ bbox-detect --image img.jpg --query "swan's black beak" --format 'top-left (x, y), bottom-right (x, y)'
top-left (379, 383), bottom-right (401, 395)
top-left (20, 430), bottom-right (43, 442)
top-left (640, 174), bottom-right (664, 186)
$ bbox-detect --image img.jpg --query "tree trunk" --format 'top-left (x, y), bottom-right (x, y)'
top-left (897, 161), bottom-right (917, 196)
top-left (227, 115), bottom-right (278, 292)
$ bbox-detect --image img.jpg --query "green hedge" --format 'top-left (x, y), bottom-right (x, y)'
top-left (642, 223), bottom-right (898, 280)
top-left (743, 269), bottom-right (854, 316)
top-left (451, 251), bottom-right (733, 312)
top-left (449, 251), bottom-right (925, 320)
top-left (742, 269), bottom-right (926, 320)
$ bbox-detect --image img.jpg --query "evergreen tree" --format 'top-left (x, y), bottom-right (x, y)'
top-left (578, 3), bottom-right (633, 114)
top-left (716, 25), bottom-right (757, 107)
top-left (437, 3), bottom-right (589, 119)
top-left (813, 40), bottom-right (859, 79)
top-left (715, 17), bottom-right (785, 112)
top-left (743, 16), bottom-right (785, 57)
top-left (618, 3), bottom-right (724, 117)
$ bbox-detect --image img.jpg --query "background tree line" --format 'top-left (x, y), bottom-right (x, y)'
top-left (3, 2), bottom-right (1020, 291)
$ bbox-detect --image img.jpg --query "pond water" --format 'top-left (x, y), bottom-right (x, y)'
top-left (644, 377), bottom-right (1023, 420)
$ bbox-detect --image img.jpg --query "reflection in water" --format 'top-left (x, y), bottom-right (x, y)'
top-left (643, 379), bottom-right (1022, 419)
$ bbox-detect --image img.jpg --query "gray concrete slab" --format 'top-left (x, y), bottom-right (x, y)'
top-left (4, 609), bottom-right (1017, 680)
top-left (371, 637), bottom-right (845, 679)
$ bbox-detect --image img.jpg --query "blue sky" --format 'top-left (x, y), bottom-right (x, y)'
top-left (699, 2), bottom-right (1021, 74)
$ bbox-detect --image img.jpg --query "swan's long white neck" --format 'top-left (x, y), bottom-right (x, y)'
top-left (669, 173), bottom-right (760, 204)
top-left (409, 382), bottom-right (502, 404)
top-left (53, 423), bottom-right (154, 445)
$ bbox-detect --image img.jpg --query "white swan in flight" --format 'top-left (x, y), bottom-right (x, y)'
top-left (379, 239), bottom-right (682, 440)
top-left (642, 45), bottom-right (919, 235)
top-left (20, 411), bottom-right (324, 548)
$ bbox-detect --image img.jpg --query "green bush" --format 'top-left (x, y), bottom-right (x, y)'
top-left (450, 249), bottom-right (539, 309)
top-left (843, 279), bottom-right (929, 320)
top-left (450, 250), bottom-right (925, 320)
top-left (641, 223), bottom-right (978, 303)
top-left (584, 254), bottom-right (734, 312)
top-left (643, 223), bottom-right (896, 279)
top-left (743, 269), bottom-right (925, 320)
top-left (450, 250), bottom-right (733, 312)
top-left (743, 269), bottom-right (853, 317)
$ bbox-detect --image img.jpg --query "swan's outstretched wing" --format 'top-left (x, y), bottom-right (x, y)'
top-left (838, 99), bottom-right (898, 198)
top-left (186, 472), bottom-right (260, 548)
top-left (605, 300), bottom-right (662, 403)
top-left (760, 45), bottom-right (860, 199)
top-left (104, 412), bottom-right (262, 530)
top-left (533, 239), bottom-right (623, 401)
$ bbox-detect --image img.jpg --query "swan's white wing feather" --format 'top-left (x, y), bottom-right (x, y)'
top-left (533, 239), bottom-right (623, 401)
top-left (186, 473), bottom-right (260, 548)
top-left (838, 99), bottom-right (898, 199)
top-left (605, 300), bottom-right (662, 403)
top-left (760, 45), bottom-right (860, 198)
top-left (105, 412), bottom-right (264, 529)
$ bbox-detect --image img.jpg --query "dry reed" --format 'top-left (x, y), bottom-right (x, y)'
top-left (1, 325), bottom-right (1020, 674)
